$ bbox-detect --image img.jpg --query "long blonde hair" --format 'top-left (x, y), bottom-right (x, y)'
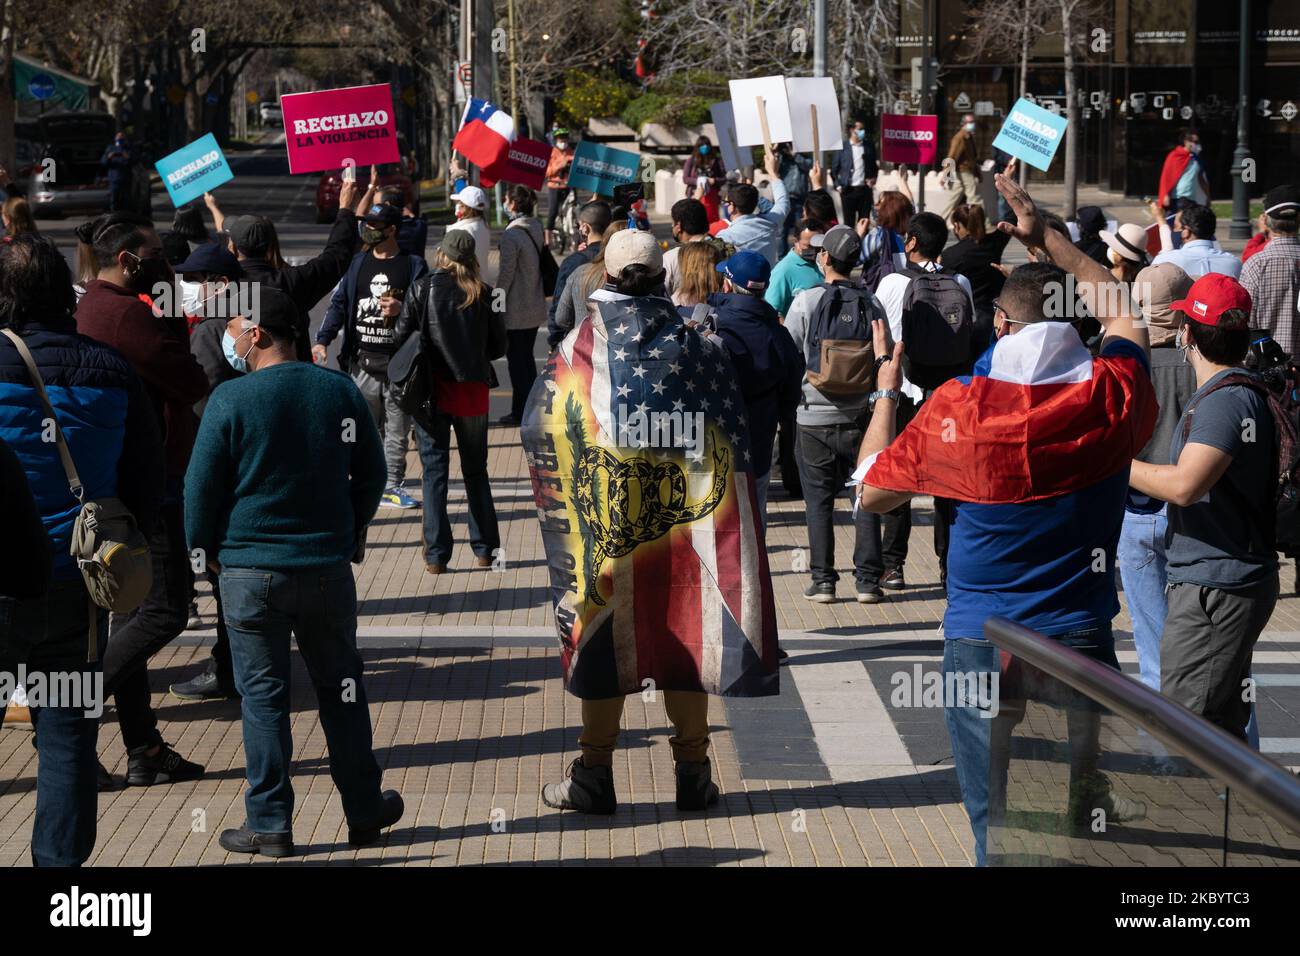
top-left (578, 220), bottom-right (628, 300)
top-left (436, 249), bottom-right (483, 307)
top-left (675, 241), bottom-right (723, 306)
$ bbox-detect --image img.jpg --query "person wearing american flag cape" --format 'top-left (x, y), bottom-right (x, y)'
top-left (521, 228), bottom-right (779, 815)
top-left (855, 171), bottom-right (1157, 865)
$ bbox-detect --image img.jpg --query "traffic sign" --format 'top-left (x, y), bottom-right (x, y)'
top-left (28, 73), bottom-right (55, 101)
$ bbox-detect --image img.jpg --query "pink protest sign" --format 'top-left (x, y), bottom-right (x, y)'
top-left (481, 137), bottom-right (552, 190)
top-left (880, 113), bottom-right (939, 165)
top-left (280, 83), bottom-right (400, 175)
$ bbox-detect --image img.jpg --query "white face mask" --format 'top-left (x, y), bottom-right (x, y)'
top-left (179, 280), bottom-right (204, 316)
top-left (964, 122), bottom-right (976, 133)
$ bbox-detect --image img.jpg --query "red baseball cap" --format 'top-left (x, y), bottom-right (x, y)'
top-left (1169, 273), bottom-right (1252, 326)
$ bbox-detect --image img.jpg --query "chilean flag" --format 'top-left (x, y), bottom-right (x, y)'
top-left (859, 323), bottom-right (1156, 504)
top-left (453, 97), bottom-right (515, 170)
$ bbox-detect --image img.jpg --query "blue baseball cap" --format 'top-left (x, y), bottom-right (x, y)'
top-left (716, 249), bottom-right (771, 292)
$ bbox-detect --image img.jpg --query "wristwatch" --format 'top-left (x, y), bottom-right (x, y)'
top-left (869, 389), bottom-right (901, 405)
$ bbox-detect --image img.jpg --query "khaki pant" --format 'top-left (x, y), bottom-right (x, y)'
top-left (939, 169), bottom-right (984, 222)
top-left (579, 691), bottom-right (710, 767)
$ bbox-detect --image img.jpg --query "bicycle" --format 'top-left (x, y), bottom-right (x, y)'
top-left (550, 188), bottom-right (580, 256)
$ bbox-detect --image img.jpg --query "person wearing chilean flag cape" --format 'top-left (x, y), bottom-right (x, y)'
top-left (855, 170), bottom-right (1157, 865)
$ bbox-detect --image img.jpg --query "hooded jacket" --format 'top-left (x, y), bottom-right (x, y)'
top-left (706, 291), bottom-right (805, 478)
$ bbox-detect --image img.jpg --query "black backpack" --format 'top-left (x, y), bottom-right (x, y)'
top-left (1181, 369), bottom-right (1300, 554)
top-left (900, 265), bottom-right (975, 390)
top-left (803, 283), bottom-right (877, 397)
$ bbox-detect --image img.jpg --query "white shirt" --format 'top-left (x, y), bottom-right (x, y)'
top-left (874, 261), bottom-right (976, 404)
top-left (446, 216), bottom-right (494, 285)
top-left (851, 143), bottom-right (866, 186)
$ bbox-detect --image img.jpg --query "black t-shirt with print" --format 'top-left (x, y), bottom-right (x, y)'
top-left (353, 251), bottom-right (413, 356)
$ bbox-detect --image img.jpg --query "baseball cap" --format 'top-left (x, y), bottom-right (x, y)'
top-left (242, 285), bottom-right (299, 337)
top-left (1132, 263), bottom-right (1193, 346)
top-left (225, 215), bottom-right (276, 257)
top-left (604, 228), bottom-right (663, 279)
top-left (1264, 184), bottom-right (1300, 220)
top-left (1099, 223), bottom-right (1149, 263)
top-left (439, 229), bottom-right (477, 266)
top-left (716, 249), bottom-right (772, 292)
top-left (449, 186), bottom-right (488, 211)
top-left (811, 224), bottom-right (861, 263)
top-left (1169, 272), bottom-right (1253, 326)
top-left (174, 240), bottom-right (243, 279)
top-left (363, 203), bottom-right (403, 227)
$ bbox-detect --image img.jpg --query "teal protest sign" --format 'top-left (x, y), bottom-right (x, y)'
top-left (991, 98), bottom-right (1068, 172)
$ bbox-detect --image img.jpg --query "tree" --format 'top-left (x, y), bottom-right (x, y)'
top-left (961, 0), bottom-right (1055, 185)
top-left (1055, 0), bottom-right (1107, 218)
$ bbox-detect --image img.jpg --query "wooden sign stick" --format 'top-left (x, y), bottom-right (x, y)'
top-left (811, 104), bottom-right (820, 159)
top-left (755, 95), bottom-right (773, 157)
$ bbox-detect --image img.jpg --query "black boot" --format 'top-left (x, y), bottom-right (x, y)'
top-left (675, 757), bottom-right (720, 811)
top-left (541, 757), bottom-right (617, 814)
top-left (219, 826), bottom-right (294, 858)
top-left (348, 790), bottom-right (405, 846)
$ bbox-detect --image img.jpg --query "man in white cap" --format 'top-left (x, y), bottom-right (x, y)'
top-left (446, 185), bottom-right (494, 284)
top-left (1241, 184), bottom-right (1300, 356)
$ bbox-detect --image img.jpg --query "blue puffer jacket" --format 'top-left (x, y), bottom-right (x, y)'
top-left (0, 317), bottom-right (165, 580)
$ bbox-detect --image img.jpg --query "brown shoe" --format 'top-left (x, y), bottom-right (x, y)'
top-left (425, 563), bottom-right (446, 575)
top-left (3, 705), bottom-right (31, 729)
top-left (474, 555), bottom-right (494, 568)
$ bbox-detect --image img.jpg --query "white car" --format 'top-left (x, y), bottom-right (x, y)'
top-left (259, 102), bottom-right (282, 126)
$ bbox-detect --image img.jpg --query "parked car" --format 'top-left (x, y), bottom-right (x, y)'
top-left (23, 111), bottom-right (151, 218)
top-left (314, 160), bottom-right (415, 223)
top-left (259, 102), bottom-right (282, 126)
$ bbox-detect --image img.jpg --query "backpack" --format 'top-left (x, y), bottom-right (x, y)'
top-left (2, 329), bottom-right (152, 660)
top-left (525, 228), bottom-right (559, 297)
top-left (900, 265), bottom-right (975, 390)
top-left (1180, 370), bottom-right (1300, 554)
top-left (803, 283), bottom-right (876, 397)
top-left (860, 227), bottom-right (901, 293)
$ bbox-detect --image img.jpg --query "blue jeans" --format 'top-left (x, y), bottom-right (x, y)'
top-left (415, 413), bottom-right (500, 566)
top-left (1117, 507), bottom-right (1168, 690)
top-left (221, 563), bottom-right (383, 834)
top-left (944, 626), bottom-right (1119, 866)
top-left (0, 579), bottom-right (105, 866)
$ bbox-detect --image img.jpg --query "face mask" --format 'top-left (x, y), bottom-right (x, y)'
top-left (853, 129), bottom-right (864, 141)
top-left (359, 223), bottom-right (387, 245)
top-left (699, 144), bottom-right (710, 155)
top-left (506, 207), bottom-right (524, 221)
top-left (1188, 142), bottom-right (1201, 155)
top-left (179, 280), bottom-right (204, 316)
top-left (556, 141), bottom-right (569, 151)
top-left (126, 252), bottom-right (173, 296)
top-left (223, 327), bottom-right (255, 373)
top-left (799, 247), bottom-right (819, 263)
top-left (964, 123), bottom-right (976, 133)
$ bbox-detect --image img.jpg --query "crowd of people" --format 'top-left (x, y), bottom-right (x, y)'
top-left (2, 110), bottom-right (1299, 868)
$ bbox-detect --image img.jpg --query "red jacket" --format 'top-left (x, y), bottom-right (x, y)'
top-left (1157, 146), bottom-right (1195, 212)
top-left (76, 279), bottom-right (208, 477)
top-left (1242, 232), bottom-right (1269, 263)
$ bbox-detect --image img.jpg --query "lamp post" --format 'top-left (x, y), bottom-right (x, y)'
top-left (1229, 0), bottom-right (1252, 240)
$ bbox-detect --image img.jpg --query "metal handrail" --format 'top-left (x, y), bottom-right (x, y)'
top-left (983, 615), bottom-right (1300, 837)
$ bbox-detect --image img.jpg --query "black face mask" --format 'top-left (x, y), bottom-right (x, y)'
top-left (798, 248), bottom-right (819, 263)
top-left (128, 252), bottom-right (174, 296)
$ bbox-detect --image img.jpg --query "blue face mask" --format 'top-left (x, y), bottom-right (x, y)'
top-left (223, 328), bottom-right (254, 373)
top-left (699, 144), bottom-right (710, 155)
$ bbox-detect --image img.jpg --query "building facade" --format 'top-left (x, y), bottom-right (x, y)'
top-left (892, 0), bottom-right (1300, 198)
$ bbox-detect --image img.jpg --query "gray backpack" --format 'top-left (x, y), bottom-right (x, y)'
top-left (3, 329), bottom-right (152, 660)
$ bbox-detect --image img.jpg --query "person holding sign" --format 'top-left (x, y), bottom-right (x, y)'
top-left (682, 136), bottom-right (727, 224)
top-left (717, 150), bottom-right (788, 266)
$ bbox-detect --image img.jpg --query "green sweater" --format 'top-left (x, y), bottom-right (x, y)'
top-left (184, 362), bottom-right (386, 570)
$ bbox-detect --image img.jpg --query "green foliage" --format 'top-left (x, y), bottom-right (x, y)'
top-left (620, 92), bottom-right (712, 132)
top-left (556, 71), bottom-right (636, 128)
